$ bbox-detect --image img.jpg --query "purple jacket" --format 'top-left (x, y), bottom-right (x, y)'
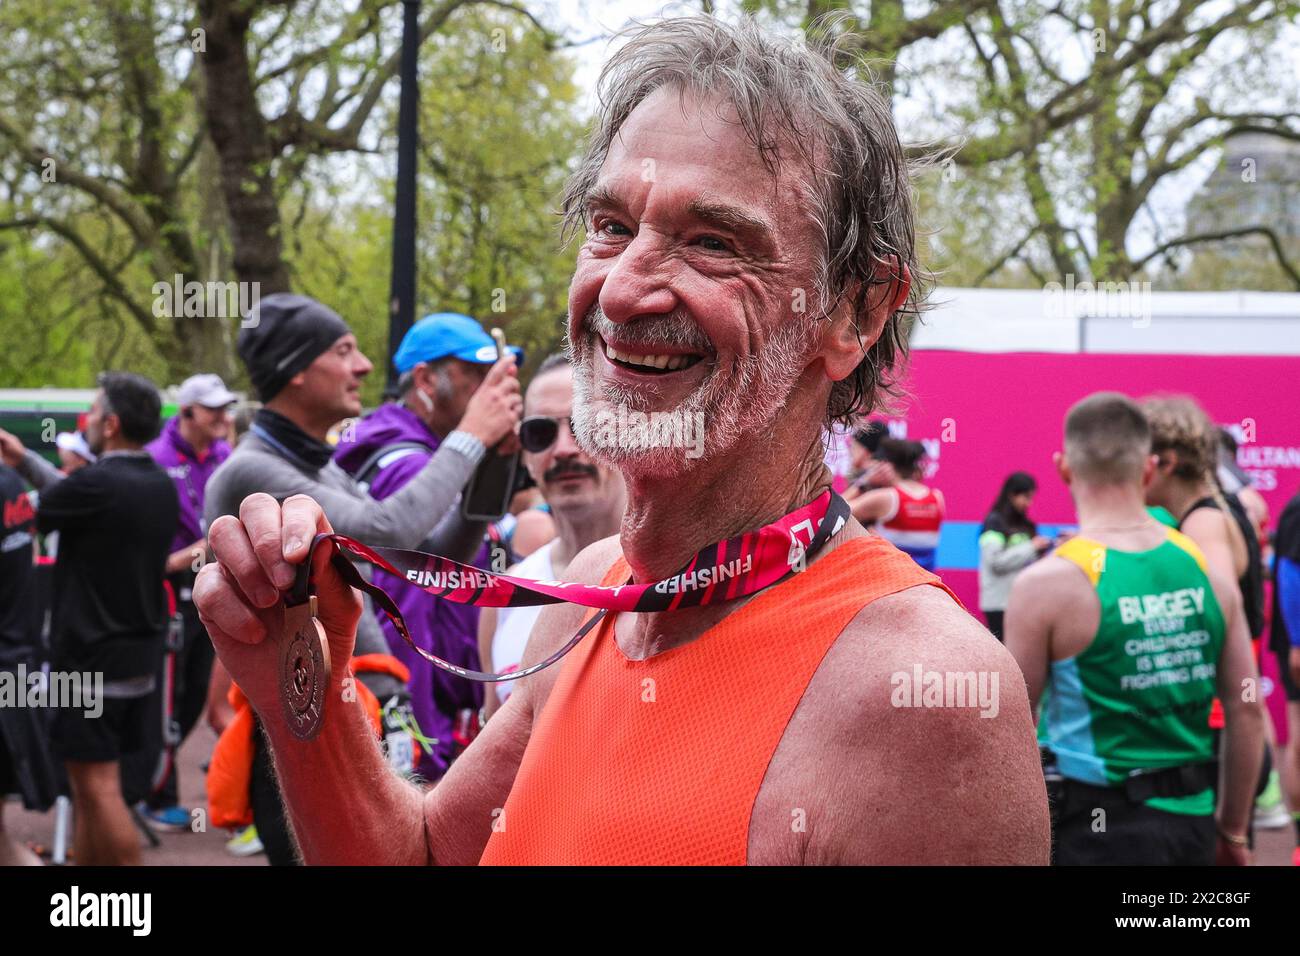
top-left (146, 416), bottom-right (231, 554)
top-left (334, 402), bottom-right (484, 780)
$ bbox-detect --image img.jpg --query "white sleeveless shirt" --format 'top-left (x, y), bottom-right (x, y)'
top-left (490, 540), bottom-right (556, 704)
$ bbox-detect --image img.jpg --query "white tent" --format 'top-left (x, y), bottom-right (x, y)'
top-left (913, 287), bottom-right (1300, 355)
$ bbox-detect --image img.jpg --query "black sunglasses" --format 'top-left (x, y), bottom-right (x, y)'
top-left (519, 415), bottom-right (572, 453)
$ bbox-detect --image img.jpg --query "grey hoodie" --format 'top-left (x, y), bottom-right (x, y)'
top-left (203, 429), bottom-right (483, 697)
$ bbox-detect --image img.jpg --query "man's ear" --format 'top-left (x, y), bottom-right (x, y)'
top-left (1141, 453), bottom-right (1159, 489)
top-left (1053, 450), bottom-right (1071, 486)
top-left (103, 413), bottom-right (121, 441)
top-left (818, 257), bottom-right (912, 384)
top-left (873, 256), bottom-right (912, 316)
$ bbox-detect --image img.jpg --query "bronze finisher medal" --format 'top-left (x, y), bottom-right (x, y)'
top-left (280, 565), bottom-right (331, 741)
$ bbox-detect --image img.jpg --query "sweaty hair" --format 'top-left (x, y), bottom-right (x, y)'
top-left (96, 371), bottom-right (162, 445)
top-left (561, 15), bottom-right (933, 427)
top-left (1141, 395), bottom-right (1218, 484)
top-left (1063, 392), bottom-right (1151, 485)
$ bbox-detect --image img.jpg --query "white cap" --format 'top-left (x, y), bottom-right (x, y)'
top-left (177, 373), bottom-right (238, 409)
top-left (55, 431), bottom-right (97, 463)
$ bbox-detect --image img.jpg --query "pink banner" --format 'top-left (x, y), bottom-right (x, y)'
top-left (838, 350), bottom-right (1300, 735)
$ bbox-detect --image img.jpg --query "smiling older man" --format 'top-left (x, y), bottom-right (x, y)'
top-left (194, 17), bottom-right (1049, 865)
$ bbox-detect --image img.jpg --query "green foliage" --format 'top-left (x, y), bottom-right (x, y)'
top-left (1, 0), bottom-right (586, 398)
top-left (413, 8), bottom-right (585, 379)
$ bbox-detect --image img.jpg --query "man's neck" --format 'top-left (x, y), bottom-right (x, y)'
top-left (1160, 480), bottom-right (1214, 523)
top-left (1073, 481), bottom-right (1157, 535)
top-left (399, 396), bottom-right (448, 440)
top-left (265, 397), bottom-right (331, 442)
top-left (100, 437), bottom-right (144, 456)
top-left (549, 502), bottom-right (623, 574)
top-left (177, 417), bottom-right (212, 456)
top-left (619, 430), bottom-right (832, 583)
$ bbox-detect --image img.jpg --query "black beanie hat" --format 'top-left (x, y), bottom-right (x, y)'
top-left (237, 293), bottom-right (352, 401)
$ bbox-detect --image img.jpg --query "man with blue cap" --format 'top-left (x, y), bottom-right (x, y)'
top-left (334, 311), bottom-right (524, 781)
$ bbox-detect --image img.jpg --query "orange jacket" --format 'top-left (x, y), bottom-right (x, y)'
top-left (207, 654), bottom-right (411, 829)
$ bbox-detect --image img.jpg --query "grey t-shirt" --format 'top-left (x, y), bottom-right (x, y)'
top-left (204, 430), bottom-right (482, 698)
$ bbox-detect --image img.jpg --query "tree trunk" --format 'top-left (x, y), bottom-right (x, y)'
top-left (198, 0), bottom-right (291, 296)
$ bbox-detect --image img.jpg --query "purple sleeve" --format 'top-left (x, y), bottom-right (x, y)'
top-left (365, 449), bottom-right (432, 503)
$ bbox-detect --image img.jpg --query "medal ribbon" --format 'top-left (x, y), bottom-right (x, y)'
top-left (300, 491), bottom-right (849, 684)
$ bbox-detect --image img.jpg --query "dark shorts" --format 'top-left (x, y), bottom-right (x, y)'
top-left (50, 693), bottom-right (156, 765)
top-left (1051, 778), bottom-right (1215, 866)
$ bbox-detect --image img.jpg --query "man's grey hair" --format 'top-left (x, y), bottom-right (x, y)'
top-left (397, 358), bottom-right (454, 401)
top-left (524, 352), bottom-right (572, 415)
top-left (533, 352), bottom-right (571, 379)
top-left (560, 15), bottom-right (931, 425)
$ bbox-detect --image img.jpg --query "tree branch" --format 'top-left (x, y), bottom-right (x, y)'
top-left (1131, 226), bottom-right (1300, 288)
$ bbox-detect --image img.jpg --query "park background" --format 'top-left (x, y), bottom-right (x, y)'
top-left (1, 0), bottom-right (1299, 866)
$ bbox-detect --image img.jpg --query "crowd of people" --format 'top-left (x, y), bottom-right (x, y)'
top-left (0, 15), bottom-right (1297, 868)
top-left (838, 390), bottom-right (1300, 865)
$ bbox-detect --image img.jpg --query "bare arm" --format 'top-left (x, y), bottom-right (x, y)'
top-left (477, 606), bottom-right (501, 722)
top-left (1209, 567), bottom-right (1264, 847)
top-left (194, 492), bottom-right (610, 866)
top-left (1004, 562), bottom-right (1056, 711)
top-left (848, 487), bottom-right (895, 524)
top-left (1181, 509), bottom-right (1243, 583)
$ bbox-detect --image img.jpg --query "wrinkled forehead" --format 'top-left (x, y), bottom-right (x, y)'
top-left (595, 86), bottom-right (817, 238)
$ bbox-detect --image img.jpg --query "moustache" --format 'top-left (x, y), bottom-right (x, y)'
top-left (579, 304), bottom-right (713, 354)
top-left (544, 460), bottom-right (599, 483)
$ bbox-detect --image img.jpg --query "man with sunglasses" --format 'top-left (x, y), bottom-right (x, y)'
top-left (334, 312), bottom-right (525, 781)
top-left (478, 355), bottom-right (626, 721)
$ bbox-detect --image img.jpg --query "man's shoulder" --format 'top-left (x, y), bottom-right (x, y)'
top-left (838, 583), bottom-right (1010, 706)
top-left (205, 442), bottom-right (282, 512)
top-left (758, 578), bottom-right (1049, 863)
top-left (1013, 548), bottom-right (1087, 593)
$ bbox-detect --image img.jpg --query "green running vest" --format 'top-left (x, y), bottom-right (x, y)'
top-left (1040, 529), bottom-right (1225, 815)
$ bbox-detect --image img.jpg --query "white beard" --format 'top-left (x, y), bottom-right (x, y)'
top-left (568, 306), bottom-right (818, 480)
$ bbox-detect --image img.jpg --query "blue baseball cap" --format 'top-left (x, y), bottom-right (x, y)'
top-left (392, 312), bottom-right (523, 374)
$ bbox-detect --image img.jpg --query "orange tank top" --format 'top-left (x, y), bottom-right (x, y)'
top-left (479, 534), bottom-right (956, 865)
